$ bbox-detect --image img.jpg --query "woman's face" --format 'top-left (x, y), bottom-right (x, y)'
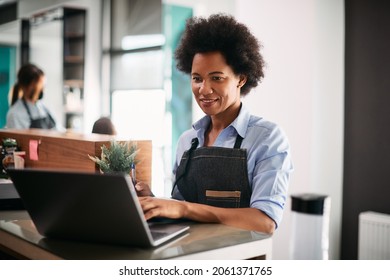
top-left (25, 75), bottom-right (45, 102)
top-left (191, 51), bottom-right (246, 119)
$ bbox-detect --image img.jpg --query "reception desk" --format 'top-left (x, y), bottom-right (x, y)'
top-left (0, 129), bottom-right (152, 186)
top-left (0, 210), bottom-right (272, 260)
top-left (0, 129), bottom-right (272, 260)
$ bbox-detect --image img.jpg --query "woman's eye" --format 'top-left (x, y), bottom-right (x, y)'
top-left (212, 76), bottom-right (223, 81)
top-left (192, 76), bottom-right (202, 82)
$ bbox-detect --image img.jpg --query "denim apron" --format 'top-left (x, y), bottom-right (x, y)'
top-left (173, 136), bottom-right (251, 208)
top-left (22, 99), bottom-right (56, 129)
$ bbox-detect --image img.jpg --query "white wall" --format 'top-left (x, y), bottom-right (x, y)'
top-left (164, 0), bottom-right (235, 16)
top-left (236, 0), bottom-right (344, 259)
top-left (30, 20), bottom-right (63, 126)
top-left (0, 20), bottom-right (20, 45)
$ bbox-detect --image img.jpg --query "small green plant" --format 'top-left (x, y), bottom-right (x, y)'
top-left (88, 140), bottom-right (139, 174)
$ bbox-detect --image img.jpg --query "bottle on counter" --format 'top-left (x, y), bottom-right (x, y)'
top-left (1, 138), bottom-right (19, 177)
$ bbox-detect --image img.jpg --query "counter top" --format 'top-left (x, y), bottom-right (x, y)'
top-left (0, 211), bottom-right (272, 260)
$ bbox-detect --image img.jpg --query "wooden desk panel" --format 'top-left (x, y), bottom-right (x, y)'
top-left (0, 129), bottom-right (152, 186)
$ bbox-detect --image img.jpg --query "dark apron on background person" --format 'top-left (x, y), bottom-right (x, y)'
top-left (22, 99), bottom-right (56, 129)
top-left (173, 136), bottom-right (252, 208)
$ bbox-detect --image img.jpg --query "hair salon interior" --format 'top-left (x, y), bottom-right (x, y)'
top-left (0, 0), bottom-right (389, 260)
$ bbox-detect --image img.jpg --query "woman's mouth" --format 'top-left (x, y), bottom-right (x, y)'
top-left (200, 98), bottom-right (218, 106)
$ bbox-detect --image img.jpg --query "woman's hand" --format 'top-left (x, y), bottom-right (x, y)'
top-left (134, 182), bottom-right (154, 197)
top-left (139, 196), bottom-right (275, 234)
top-left (138, 197), bottom-right (187, 220)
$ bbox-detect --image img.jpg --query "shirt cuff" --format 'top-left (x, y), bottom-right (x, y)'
top-left (251, 199), bottom-right (285, 229)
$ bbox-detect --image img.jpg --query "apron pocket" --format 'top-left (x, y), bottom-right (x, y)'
top-left (205, 190), bottom-right (241, 208)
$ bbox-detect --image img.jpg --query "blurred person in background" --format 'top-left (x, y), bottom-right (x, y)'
top-left (6, 63), bottom-right (58, 130)
top-left (92, 116), bottom-right (117, 135)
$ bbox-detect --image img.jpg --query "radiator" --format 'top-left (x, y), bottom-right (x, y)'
top-left (358, 211), bottom-right (390, 259)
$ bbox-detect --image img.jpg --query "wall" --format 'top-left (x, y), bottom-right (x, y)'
top-left (237, 0), bottom-right (345, 259)
top-left (29, 20), bottom-right (63, 126)
top-left (342, 0), bottom-right (390, 259)
top-left (164, 0), bottom-right (235, 17)
top-left (235, 0), bottom-right (345, 260)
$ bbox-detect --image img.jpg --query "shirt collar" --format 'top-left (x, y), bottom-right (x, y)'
top-left (192, 103), bottom-right (251, 138)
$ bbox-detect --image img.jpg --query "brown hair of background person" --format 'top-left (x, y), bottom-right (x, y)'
top-left (10, 63), bottom-right (44, 106)
top-left (92, 117), bottom-right (117, 135)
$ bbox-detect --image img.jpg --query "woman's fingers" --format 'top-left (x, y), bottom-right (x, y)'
top-left (139, 197), bottom-right (157, 211)
top-left (135, 182), bottom-right (153, 196)
top-left (138, 197), bottom-right (185, 220)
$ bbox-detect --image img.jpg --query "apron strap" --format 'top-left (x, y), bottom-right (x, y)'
top-left (22, 99), bottom-right (56, 128)
top-left (22, 99), bottom-right (33, 120)
top-left (171, 137), bottom-right (199, 196)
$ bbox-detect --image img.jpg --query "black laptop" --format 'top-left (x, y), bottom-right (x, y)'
top-left (7, 168), bottom-right (189, 247)
top-left (0, 178), bottom-right (24, 210)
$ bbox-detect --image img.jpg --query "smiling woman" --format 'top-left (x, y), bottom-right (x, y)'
top-left (137, 13), bottom-right (294, 234)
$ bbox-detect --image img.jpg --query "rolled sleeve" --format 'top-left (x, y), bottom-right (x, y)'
top-left (247, 124), bottom-right (293, 228)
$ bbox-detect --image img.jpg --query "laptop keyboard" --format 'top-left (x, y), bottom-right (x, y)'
top-left (150, 230), bottom-right (169, 241)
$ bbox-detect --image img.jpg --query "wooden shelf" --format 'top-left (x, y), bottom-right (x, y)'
top-left (65, 110), bottom-right (83, 115)
top-left (64, 56), bottom-right (84, 63)
top-left (64, 33), bottom-right (85, 39)
top-left (62, 8), bottom-right (86, 130)
top-left (64, 79), bottom-right (84, 88)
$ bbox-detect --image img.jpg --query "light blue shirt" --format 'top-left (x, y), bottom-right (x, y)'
top-left (172, 104), bottom-right (293, 228)
top-left (6, 99), bottom-right (62, 131)
top-left (6, 99), bottom-right (49, 129)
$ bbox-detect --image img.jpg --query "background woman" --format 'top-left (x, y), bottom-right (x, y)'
top-left (6, 63), bottom-right (57, 129)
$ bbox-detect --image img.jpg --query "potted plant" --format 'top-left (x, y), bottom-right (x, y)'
top-left (88, 140), bottom-right (139, 174)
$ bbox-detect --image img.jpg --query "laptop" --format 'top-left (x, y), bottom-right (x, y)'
top-left (7, 168), bottom-right (190, 247)
top-left (0, 178), bottom-right (24, 210)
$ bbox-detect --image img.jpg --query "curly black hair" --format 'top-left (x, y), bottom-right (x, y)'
top-left (174, 13), bottom-right (265, 96)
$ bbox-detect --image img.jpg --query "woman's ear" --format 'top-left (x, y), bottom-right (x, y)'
top-left (237, 75), bottom-right (247, 88)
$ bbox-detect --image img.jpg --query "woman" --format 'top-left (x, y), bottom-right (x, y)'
top-left (6, 63), bottom-right (57, 129)
top-left (138, 14), bottom-right (293, 234)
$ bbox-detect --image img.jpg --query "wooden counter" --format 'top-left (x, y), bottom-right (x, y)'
top-left (0, 129), bottom-right (152, 186)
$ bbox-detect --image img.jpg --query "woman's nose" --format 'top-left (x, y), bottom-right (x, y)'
top-left (198, 81), bottom-right (213, 95)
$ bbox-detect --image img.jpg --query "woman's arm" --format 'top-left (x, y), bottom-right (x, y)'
top-left (139, 197), bottom-right (275, 234)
